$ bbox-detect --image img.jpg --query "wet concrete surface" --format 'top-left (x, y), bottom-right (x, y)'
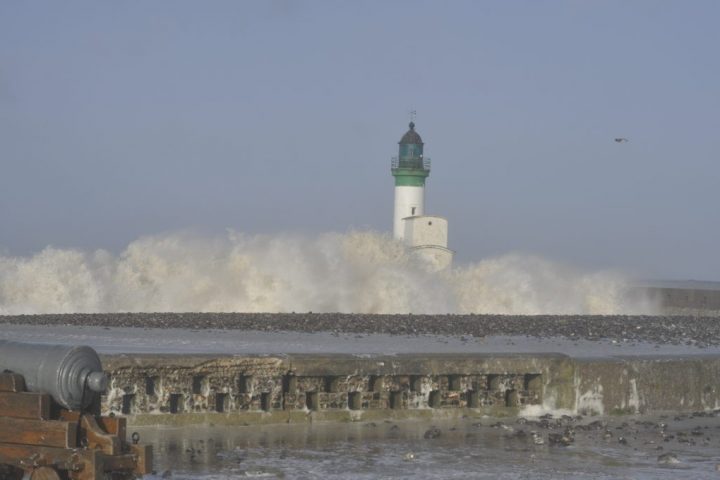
top-left (137, 412), bottom-right (720, 479)
top-left (2, 323), bottom-right (720, 357)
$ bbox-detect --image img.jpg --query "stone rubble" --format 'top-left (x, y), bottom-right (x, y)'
top-left (3, 313), bottom-right (720, 347)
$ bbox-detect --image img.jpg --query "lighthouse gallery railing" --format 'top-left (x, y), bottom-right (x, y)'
top-left (391, 157), bottom-right (431, 171)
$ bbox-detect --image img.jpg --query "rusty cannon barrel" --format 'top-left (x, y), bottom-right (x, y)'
top-left (0, 340), bottom-right (107, 410)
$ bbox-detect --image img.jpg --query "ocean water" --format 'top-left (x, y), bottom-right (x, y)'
top-left (137, 417), bottom-right (720, 480)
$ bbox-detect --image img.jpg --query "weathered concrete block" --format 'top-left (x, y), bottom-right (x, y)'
top-left (97, 352), bottom-right (720, 426)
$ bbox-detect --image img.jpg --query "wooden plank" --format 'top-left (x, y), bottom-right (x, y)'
top-left (0, 443), bottom-right (110, 480)
top-left (0, 392), bottom-right (50, 420)
top-left (58, 410), bottom-right (80, 422)
top-left (0, 417), bottom-right (77, 448)
top-left (129, 444), bottom-right (153, 475)
top-left (97, 416), bottom-right (126, 442)
top-left (101, 453), bottom-right (136, 471)
top-left (61, 412), bottom-right (127, 442)
top-left (80, 416), bottom-right (119, 455)
top-left (0, 442), bottom-right (148, 479)
top-left (0, 442), bottom-right (76, 471)
top-left (0, 374), bottom-right (26, 393)
top-left (68, 449), bottom-right (102, 480)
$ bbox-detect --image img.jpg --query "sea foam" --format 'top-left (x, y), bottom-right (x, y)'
top-left (0, 230), bottom-right (657, 315)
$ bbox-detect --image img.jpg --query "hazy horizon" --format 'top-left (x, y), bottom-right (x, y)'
top-left (1, 1), bottom-right (719, 282)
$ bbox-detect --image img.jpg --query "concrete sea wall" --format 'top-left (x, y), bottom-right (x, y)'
top-left (574, 355), bottom-right (720, 415)
top-left (101, 353), bottom-right (720, 426)
top-left (647, 287), bottom-right (720, 316)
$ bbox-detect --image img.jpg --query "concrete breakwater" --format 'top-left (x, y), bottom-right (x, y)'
top-left (102, 353), bottom-right (720, 426)
top-left (630, 284), bottom-right (720, 316)
top-left (5, 312), bottom-right (720, 426)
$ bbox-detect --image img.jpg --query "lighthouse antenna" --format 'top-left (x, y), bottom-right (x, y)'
top-left (409, 109), bottom-right (416, 123)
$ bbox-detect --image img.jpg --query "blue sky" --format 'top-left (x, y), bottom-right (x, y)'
top-left (0, 1), bottom-right (718, 280)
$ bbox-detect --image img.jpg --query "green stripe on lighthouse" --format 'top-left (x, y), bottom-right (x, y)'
top-left (393, 169), bottom-right (429, 186)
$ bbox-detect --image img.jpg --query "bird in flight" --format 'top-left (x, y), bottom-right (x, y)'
top-left (614, 138), bottom-right (629, 143)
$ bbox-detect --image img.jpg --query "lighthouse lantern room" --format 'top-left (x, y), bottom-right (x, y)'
top-left (391, 121), bottom-right (453, 269)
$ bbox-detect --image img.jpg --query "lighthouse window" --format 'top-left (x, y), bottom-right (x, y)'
top-left (428, 221), bottom-right (432, 226)
top-left (411, 207), bottom-right (416, 215)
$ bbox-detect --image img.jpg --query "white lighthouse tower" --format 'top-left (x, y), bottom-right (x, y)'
top-left (392, 121), bottom-right (428, 239)
top-left (391, 122), bottom-right (453, 269)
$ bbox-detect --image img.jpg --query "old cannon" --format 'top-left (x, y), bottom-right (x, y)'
top-left (0, 340), bottom-right (152, 480)
top-left (0, 340), bottom-right (108, 411)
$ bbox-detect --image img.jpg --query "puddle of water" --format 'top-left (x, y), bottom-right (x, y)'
top-left (135, 416), bottom-right (720, 480)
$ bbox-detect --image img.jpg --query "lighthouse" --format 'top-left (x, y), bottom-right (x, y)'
top-left (391, 122), bottom-right (429, 239)
top-left (391, 122), bottom-right (453, 269)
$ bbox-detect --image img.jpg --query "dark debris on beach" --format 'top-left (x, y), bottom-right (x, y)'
top-left (2, 313), bottom-right (720, 347)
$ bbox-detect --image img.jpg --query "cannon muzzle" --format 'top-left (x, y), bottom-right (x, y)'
top-left (0, 340), bottom-right (106, 410)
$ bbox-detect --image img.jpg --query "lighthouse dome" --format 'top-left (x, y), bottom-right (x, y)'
top-left (399, 122), bottom-right (423, 145)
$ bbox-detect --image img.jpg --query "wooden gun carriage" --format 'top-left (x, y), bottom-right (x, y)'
top-left (0, 372), bottom-right (151, 480)
top-left (0, 340), bottom-right (152, 480)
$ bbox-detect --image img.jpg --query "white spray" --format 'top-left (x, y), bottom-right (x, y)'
top-left (0, 230), bottom-right (657, 315)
